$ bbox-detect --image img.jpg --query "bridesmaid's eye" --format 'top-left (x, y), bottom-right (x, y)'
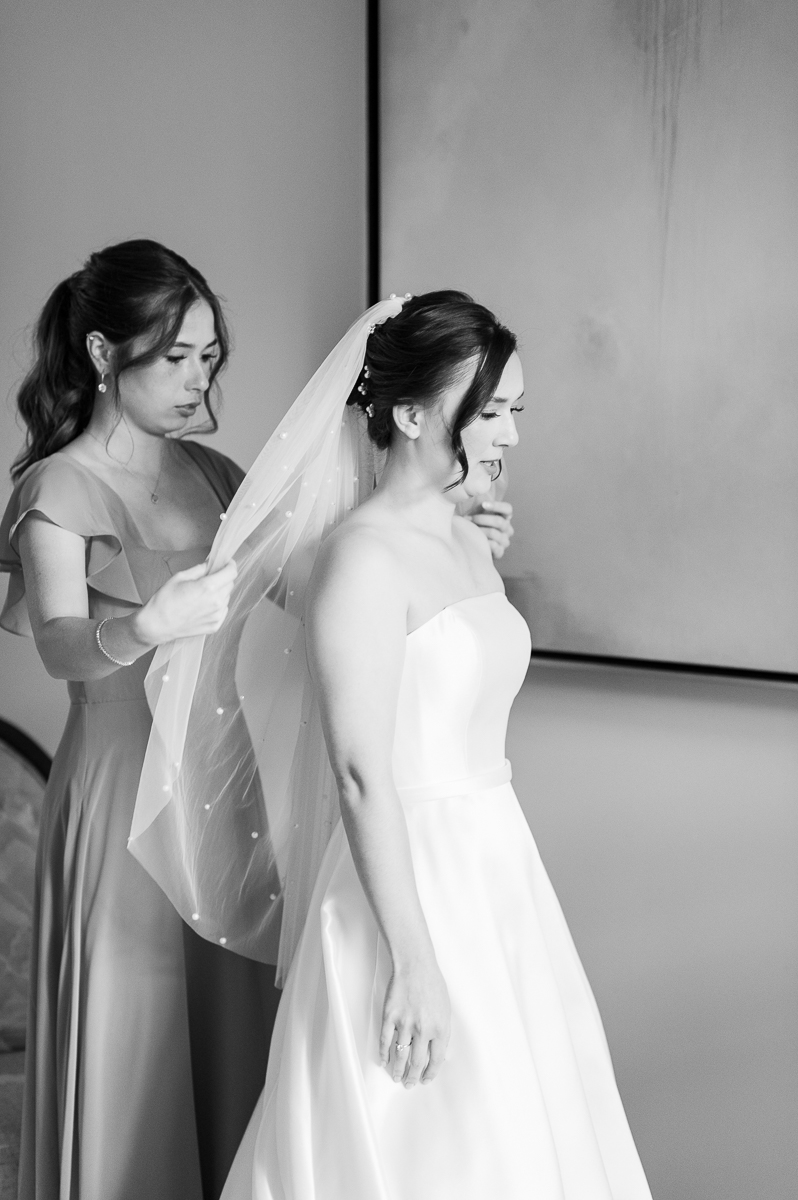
top-left (166, 355), bottom-right (186, 365)
top-left (511, 405), bottom-right (525, 414)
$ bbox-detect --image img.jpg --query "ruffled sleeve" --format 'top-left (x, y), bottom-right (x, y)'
top-left (0, 457), bottom-right (141, 637)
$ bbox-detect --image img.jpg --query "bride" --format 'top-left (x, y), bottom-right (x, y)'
top-left (132, 292), bottom-right (653, 1199)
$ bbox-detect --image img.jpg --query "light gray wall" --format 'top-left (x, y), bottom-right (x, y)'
top-left (508, 664), bottom-right (798, 1200)
top-left (0, 0), bottom-right (366, 755)
top-left (381, 0), bottom-right (798, 672)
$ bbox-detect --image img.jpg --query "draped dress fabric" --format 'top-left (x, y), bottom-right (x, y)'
top-left (222, 592), bottom-right (653, 1200)
top-left (0, 443), bottom-right (276, 1200)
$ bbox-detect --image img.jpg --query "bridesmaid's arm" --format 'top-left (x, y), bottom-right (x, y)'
top-left (18, 517), bottom-right (236, 680)
top-left (305, 524), bottom-right (451, 1089)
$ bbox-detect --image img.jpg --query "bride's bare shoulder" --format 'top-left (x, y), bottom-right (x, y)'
top-left (307, 509), bottom-right (406, 616)
top-left (453, 510), bottom-right (495, 564)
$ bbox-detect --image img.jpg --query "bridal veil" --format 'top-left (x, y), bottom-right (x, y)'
top-left (129, 297), bottom-right (404, 982)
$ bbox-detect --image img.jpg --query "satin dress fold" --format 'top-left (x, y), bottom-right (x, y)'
top-left (222, 592), bottom-right (653, 1200)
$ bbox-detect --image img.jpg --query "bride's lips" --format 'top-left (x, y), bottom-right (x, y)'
top-left (175, 402), bottom-right (200, 416)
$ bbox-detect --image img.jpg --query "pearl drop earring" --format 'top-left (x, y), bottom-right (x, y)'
top-left (98, 372), bottom-right (107, 394)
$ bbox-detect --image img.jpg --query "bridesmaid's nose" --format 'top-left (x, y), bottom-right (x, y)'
top-left (187, 357), bottom-right (209, 393)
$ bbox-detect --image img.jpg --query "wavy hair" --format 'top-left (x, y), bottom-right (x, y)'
top-left (12, 239), bottom-right (230, 480)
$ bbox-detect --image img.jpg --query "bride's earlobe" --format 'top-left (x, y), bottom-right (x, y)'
top-left (392, 402), bottom-right (421, 440)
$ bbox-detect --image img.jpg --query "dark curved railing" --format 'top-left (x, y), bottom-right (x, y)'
top-left (0, 718), bottom-right (51, 782)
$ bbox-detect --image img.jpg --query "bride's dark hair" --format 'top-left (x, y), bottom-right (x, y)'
top-left (348, 290), bottom-right (516, 484)
top-left (11, 239), bottom-right (230, 481)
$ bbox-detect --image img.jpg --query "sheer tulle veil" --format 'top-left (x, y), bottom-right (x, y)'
top-left (129, 297), bottom-right (405, 982)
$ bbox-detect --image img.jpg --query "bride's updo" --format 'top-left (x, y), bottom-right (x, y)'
top-left (348, 290), bottom-right (516, 482)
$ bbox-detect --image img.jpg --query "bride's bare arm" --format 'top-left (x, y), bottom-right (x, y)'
top-left (305, 525), bottom-right (451, 1087)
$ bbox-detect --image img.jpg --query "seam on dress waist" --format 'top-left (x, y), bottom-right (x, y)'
top-left (395, 759), bottom-right (512, 804)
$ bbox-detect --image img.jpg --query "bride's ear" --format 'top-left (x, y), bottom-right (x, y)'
top-left (392, 402), bottom-right (421, 441)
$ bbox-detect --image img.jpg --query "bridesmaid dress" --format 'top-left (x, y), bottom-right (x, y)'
top-left (222, 592), bottom-right (653, 1200)
top-left (0, 443), bottom-right (278, 1200)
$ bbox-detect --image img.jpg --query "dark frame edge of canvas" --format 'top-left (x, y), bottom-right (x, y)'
top-left (367, 0), bottom-right (381, 306)
top-left (530, 650), bottom-right (798, 687)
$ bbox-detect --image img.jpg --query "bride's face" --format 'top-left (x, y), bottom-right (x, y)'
top-left (438, 351), bottom-right (524, 501)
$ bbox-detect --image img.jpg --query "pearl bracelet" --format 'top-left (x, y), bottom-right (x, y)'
top-left (95, 617), bottom-right (137, 667)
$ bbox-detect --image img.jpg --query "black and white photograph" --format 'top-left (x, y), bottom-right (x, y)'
top-left (0, 2), bottom-right (796, 1198)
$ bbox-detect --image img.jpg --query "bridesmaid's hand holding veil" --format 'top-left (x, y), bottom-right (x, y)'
top-left (132, 558), bottom-right (238, 646)
top-left (18, 521), bottom-right (237, 680)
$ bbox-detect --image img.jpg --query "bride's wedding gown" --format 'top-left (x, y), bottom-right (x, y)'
top-left (223, 592), bottom-right (652, 1200)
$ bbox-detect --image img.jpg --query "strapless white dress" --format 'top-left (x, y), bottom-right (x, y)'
top-left (222, 593), bottom-right (653, 1200)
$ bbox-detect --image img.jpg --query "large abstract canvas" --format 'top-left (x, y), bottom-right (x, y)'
top-left (381, 0), bottom-right (798, 672)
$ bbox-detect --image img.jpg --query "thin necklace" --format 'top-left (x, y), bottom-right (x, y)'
top-left (88, 431), bottom-right (170, 504)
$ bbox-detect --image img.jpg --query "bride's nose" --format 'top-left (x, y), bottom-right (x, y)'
top-left (496, 411), bottom-right (519, 448)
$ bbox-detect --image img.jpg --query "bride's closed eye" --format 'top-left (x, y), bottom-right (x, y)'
top-left (480, 404), bottom-right (524, 420)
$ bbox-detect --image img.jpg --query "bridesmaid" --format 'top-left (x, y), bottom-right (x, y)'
top-left (0, 240), bottom-right (279, 1200)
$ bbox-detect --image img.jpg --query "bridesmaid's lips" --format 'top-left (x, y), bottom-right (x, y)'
top-left (175, 402), bottom-right (200, 415)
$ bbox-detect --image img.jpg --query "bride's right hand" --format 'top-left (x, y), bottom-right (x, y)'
top-left (380, 954), bottom-right (451, 1088)
top-left (133, 559), bottom-right (238, 646)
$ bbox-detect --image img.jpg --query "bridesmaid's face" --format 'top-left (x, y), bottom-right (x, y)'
top-left (442, 351), bottom-right (523, 501)
top-left (116, 300), bottom-right (220, 436)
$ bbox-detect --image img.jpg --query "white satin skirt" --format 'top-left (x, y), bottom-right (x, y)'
top-left (222, 768), bottom-right (653, 1200)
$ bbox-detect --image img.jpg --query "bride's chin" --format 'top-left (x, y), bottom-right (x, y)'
top-left (440, 458), bottom-right (493, 500)
top-left (465, 462), bottom-right (496, 495)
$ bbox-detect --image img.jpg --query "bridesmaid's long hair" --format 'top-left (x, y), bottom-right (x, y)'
top-left (347, 290), bottom-right (517, 486)
top-left (12, 239), bottom-right (231, 481)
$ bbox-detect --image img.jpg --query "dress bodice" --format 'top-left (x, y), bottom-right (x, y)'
top-left (392, 592), bottom-right (531, 794)
top-left (0, 441), bottom-right (243, 705)
top-left (232, 586), bottom-right (653, 1200)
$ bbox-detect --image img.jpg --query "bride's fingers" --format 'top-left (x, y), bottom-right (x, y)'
top-left (421, 1036), bottom-right (447, 1084)
top-left (402, 1039), bottom-right (429, 1089)
top-left (392, 1033), bottom-right (413, 1083)
top-left (379, 1017), bottom-right (396, 1067)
